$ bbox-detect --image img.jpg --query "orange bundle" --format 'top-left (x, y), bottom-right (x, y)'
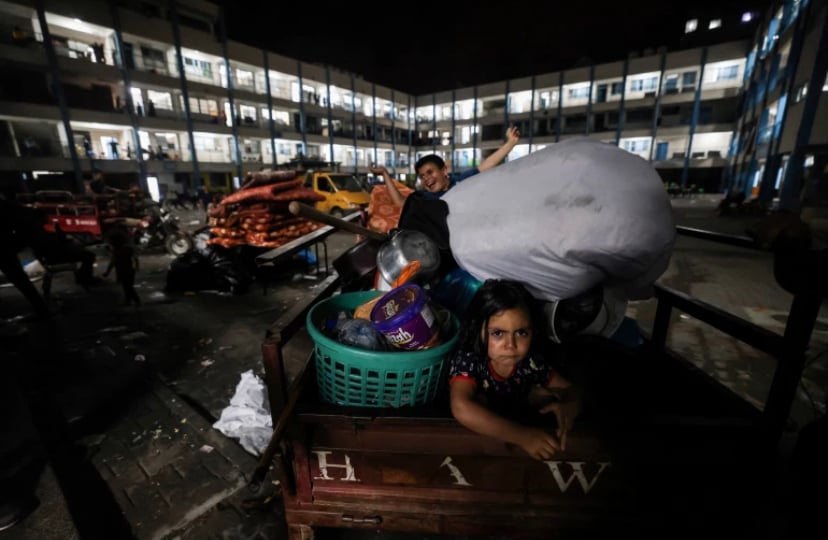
top-left (367, 181), bottom-right (413, 233)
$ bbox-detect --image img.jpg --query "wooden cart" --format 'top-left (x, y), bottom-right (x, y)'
top-left (258, 228), bottom-right (823, 538)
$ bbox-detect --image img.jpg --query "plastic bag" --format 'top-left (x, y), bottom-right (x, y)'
top-left (212, 370), bottom-right (272, 457)
top-left (165, 246), bottom-right (251, 294)
top-left (444, 138), bottom-right (675, 302)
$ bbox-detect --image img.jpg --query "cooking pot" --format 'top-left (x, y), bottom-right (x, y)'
top-left (287, 202), bottom-right (440, 287)
top-left (376, 229), bottom-right (441, 286)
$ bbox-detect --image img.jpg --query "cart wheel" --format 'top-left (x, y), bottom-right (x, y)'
top-left (165, 232), bottom-right (193, 256)
top-left (330, 208), bottom-right (344, 219)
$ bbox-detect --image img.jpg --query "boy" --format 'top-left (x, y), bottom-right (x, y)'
top-left (385, 126), bottom-right (521, 276)
top-left (372, 125), bottom-right (520, 208)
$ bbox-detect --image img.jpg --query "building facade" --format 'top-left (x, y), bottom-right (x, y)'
top-left (0, 0), bottom-right (823, 205)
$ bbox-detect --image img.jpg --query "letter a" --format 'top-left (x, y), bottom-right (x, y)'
top-left (440, 457), bottom-right (472, 486)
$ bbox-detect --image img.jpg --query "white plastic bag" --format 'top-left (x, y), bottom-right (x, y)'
top-left (444, 138), bottom-right (675, 302)
top-left (212, 370), bottom-right (272, 456)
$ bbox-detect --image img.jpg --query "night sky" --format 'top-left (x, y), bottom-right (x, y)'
top-left (219, 0), bottom-right (778, 95)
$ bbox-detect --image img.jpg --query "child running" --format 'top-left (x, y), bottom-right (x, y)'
top-left (448, 279), bottom-right (579, 460)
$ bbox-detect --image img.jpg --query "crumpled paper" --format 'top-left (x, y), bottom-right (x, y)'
top-left (212, 370), bottom-right (272, 456)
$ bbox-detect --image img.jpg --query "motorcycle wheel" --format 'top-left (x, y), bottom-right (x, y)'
top-left (165, 232), bottom-right (194, 256)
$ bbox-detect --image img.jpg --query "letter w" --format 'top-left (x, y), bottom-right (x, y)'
top-left (542, 461), bottom-right (610, 494)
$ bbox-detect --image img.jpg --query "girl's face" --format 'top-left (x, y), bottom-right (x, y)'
top-left (483, 307), bottom-right (532, 370)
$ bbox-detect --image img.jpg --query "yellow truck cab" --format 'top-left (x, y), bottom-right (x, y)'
top-left (303, 170), bottom-right (370, 217)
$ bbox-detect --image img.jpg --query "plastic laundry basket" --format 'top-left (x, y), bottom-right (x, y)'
top-left (306, 291), bottom-right (458, 407)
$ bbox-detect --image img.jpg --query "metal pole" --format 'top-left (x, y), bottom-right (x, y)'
top-left (168, 0), bottom-right (200, 187)
top-left (649, 50), bottom-right (667, 162)
top-left (372, 83), bottom-right (378, 165)
top-left (262, 50), bottom-right (278, 165)
top-left (351, 73), bottom-right (357, 173)
top-left (682, 47), bottom-right (708, 189)
top-left (615, 57), bottom-right (629, 146)
top-left (297, 61), bottom-right (307, 155)
top-left (34, 0), bottom-right (83, 192)
top-left (585, 65), bottom-right (594, 136)
top-left (217, 4), bottom-right (242, 185)
top-left (326, 66), bottom-right (335, 166)
top-left (109, 2), bottom-right (147, 191)
top-left (450, 88), bottom-right (456, 167)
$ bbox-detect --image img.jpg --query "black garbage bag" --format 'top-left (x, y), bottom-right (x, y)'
top-left (203, 245), bottom-right (252, 295)
top-left (165, 245), bottom-right (251, 295)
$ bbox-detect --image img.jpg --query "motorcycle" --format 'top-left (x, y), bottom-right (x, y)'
top-left (132, 205), bottom-right (194, 255)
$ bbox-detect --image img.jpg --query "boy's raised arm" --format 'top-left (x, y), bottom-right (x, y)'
top-left (370, 165), bottom-right (406, 207)
top-left (478, 126), bottom-right (521, 172)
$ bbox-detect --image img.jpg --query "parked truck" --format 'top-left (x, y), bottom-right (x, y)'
top-left (301, 170), bottom-right (370, 218)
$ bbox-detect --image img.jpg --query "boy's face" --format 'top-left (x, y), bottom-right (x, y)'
top-left (417, 163), bottom-right (450, 193)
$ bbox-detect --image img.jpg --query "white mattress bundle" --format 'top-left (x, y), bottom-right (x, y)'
top-left (444, 138), bottom-right (675, 304)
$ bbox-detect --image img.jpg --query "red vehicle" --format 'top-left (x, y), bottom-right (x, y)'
top-left (18, 190), bottom-right (193, 255)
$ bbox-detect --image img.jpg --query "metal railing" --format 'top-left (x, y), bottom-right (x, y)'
top-left (648, 226), bottom-right (824, 446)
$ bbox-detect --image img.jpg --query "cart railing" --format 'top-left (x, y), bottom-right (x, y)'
top-left (649, 225), bottom-right (823, 446)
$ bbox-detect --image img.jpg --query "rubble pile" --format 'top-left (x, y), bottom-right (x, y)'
top-left (207, 169), bottom-right (325, 249)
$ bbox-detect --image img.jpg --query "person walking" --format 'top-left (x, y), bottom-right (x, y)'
top-left (103, 232), bottom-right (140, 307)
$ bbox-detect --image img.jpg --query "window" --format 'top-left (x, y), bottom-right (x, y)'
top-left (140, 46), bottom-right (166, 71)
top-left (715, 65), bottom-right (739, 81)
top-left (664, 75), bottom-right (679, 91)
top-left (629, 77), bottom-right (657, 92)
top-left (183, 57), bottom-right (212, 79)
top-left (795, 83), bottom-right (807, 103)
top-left (147, 90), bottom-right (172, 110)
top-left (236, 69), bottom-right (254, 89)
top-left (239, 105), bottom-right (257, 124)
top-left (194, 135), bottom-right (221, 152)
top-left (568, 86), bottom-right (590, 99)
top-left (709, 19), bottom-right (722, 30)
top-left (611, 82), bottom-right (624, 95)
top-left (685, 19), bottom-right (698, 33)
top-left (682, 71), bottom-right (697, 87)
top-left (262, 108), bottom-right (289, 124)
top-left (188, 97), bottom-right (218, 116)
top-left (622, 138), bottom-right (650, 153)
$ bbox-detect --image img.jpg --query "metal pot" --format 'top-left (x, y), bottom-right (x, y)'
top-left (376, 230), bottom-right (441, 286)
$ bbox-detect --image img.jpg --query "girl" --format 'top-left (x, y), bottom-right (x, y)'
top-left (448, 279), bottom-right (579, 460)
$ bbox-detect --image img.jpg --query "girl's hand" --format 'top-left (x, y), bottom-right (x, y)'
top-left (539, 400), bottom-right (580, 451)
top-left (517, 426), bottom-right (561, 460)
top-left (369, 165), bottom-right (387, 176)
top-left (506, 126), bottom-right (520, 144)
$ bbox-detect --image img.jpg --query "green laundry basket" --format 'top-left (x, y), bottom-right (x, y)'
top-left (306, 290), bottom-right (459, 407)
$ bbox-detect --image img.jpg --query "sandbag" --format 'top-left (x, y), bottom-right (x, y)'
top-left (444, 138), bottom-right (675, 302)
